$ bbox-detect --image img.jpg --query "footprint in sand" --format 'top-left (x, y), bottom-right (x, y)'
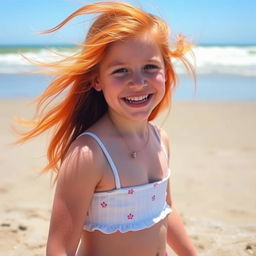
top-left (245, 243), bottom-right (256, 255)
top-left (0, 222), bottom-right (25, 250)
top-left (1, 222), bottom-right (28, 233)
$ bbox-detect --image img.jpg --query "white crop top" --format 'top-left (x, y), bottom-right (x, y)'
top-left (77, 130), bottom-right (172, 234)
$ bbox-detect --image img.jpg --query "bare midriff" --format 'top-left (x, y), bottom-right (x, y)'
top-left (76, 217), bottom-right (168, 256)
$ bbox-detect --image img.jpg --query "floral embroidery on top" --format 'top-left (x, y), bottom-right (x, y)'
top-left (128, 189), bottom-right (135, 194)
top-left (152, 195), bottom-right (156, 201)
top-left (100, 201), bottom-right (107, 208)
top-left (127, 213), bottom-right (134, 220)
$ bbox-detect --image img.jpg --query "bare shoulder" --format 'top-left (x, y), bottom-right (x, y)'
top-left (151, 123), bottom-right (170, 154)
top-left (56, 134), bottom-right (105, 192)
top-left (47, 134), bottom-right (106, 254)
top-left (159, 127), bottom-right (170, 148)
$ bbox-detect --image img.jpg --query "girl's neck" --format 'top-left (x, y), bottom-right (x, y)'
top-left (106, 112), bottom-right (151, 159)
top-left (106, 112), bottom-right (149, 138)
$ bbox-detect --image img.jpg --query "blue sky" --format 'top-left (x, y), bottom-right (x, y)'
top-left (1, 0), bottom-right (256, 45)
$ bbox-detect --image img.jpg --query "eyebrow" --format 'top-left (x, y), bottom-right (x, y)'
top-left (107, 61), bottom-right (126, 69)
top-left (107, 59), bottom-right (162, 69)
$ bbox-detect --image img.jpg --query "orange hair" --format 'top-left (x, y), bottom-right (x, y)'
top-left (15, 1), bottom-right (194, 173)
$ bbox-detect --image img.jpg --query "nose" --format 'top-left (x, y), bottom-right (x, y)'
top-left (128, 71), bottom-right (147, 89)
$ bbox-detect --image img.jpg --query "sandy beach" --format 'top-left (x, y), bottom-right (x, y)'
top-left (1, 99), bottom-right (256, 256)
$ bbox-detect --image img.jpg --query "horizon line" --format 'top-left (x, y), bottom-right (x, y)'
top-left (0, 43), bottom-right (256, 47)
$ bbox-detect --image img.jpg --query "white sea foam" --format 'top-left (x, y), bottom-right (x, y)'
top-left (0, 48), bottom-right (75, 74)
top-left (174, 46), bottom-right (256, 76)
top-left (192, 46), bottom-right (256, 76)
top-left (0, 46), bottom-right (256, 76)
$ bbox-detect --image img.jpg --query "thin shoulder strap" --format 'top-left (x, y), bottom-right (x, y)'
top-left (151, 124), bottom-right (169, 161)
top-left (151, 124), bottom-right (171, 177)
top-left (77, 132), bottom-right (121, 189)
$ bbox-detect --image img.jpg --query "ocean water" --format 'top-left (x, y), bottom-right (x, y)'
top-left (0, 45), bottom-right (256, 100)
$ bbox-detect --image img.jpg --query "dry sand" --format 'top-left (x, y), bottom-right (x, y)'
top-left (0, 99), bottom-right (256, 256)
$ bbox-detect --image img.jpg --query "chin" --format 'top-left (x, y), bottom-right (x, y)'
top-left (126, 110), bottom-right (152, 122)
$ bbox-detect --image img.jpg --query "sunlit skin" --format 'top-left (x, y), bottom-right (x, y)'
top-left (47, 33), bottom-right (197, 256)
top-left (73, 33), bottom-right (171, 256)
top-left (72, 34), bottom-right (196, 256)
top-left (15, 2), bottom-right (199, 255)
top-left (47, 34), bottom-right (198, 256)
top-left (95, 32), bottom-right (166, 127)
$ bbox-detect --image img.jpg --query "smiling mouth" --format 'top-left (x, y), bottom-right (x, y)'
top-left (122, 94), bottom-right (152, 104)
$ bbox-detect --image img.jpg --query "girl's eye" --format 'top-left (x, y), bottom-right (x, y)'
top-left (144, 64), bottom-right (160, 71)
top-left (112, 68), bottom-right (128, 75)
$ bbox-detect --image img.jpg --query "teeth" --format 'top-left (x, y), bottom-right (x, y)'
top-left (125, 95), bottom-right (148, 102)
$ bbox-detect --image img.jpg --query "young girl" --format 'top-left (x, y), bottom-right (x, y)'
top-left (17, 1), bottom-right (198, 256)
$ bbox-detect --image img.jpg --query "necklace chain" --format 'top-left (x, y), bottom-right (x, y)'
top-left (109, 116), bottom-right (150, 159)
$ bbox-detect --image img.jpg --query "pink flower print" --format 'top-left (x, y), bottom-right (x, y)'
top-left (100, 201), bottom-right (107, 208)
top-left (152, 195), bottom-right (156, 201)
top-left (127, 213), bottom-right (134, 220)
top-left (128, 189), bottom-right (135, 194)
top-left (153, 183), bottom-right (158, 188)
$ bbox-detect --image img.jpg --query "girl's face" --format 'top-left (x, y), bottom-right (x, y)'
top-left (96, 33), bottom-right (166, 122)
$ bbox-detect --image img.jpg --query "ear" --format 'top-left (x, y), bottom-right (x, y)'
top-left (93, 77), bottom-right (102, 91)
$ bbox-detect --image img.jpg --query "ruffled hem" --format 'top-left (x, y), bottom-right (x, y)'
top-left (83, 206), bottom-right (172, 234)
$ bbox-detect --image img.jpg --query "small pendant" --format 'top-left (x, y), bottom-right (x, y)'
top-left (131, 152), bottom-right (137, 158)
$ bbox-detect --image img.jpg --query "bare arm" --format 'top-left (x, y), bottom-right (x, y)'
top-left (166, 185), bottom-right (198, 256)
top-left (46, 136), bottom-right (103, 256)
top-left (159, 127), bottom-right (198, 256)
